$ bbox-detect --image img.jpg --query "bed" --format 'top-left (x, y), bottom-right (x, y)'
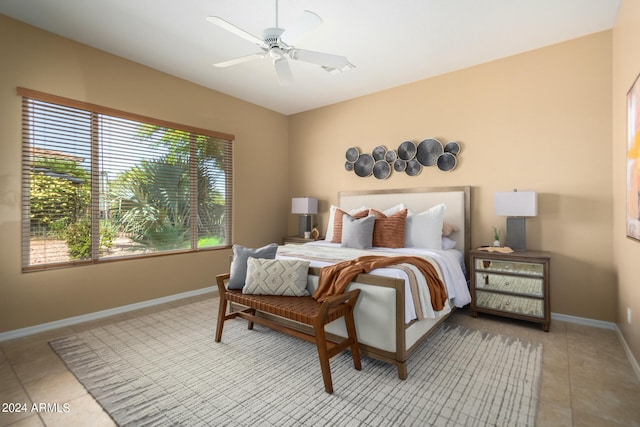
top-left (276, 186), bottom-right (472, 379)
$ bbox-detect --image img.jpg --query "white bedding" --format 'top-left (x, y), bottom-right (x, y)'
top-left (277, 241), bottom-right (471, 323)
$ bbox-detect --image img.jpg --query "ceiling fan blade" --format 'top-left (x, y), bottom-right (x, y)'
top-left (322, 61), bottom-right (356, 74)
top-left (280, 10), bottom-right (322, 46)
top-left (273, 59), bottom-right (294, 85)
top-left (288, 48), bottom-right (348, 69)
top-left (206, 16), bottom-right (267, 49)
top-left (213, 53), bottom-right (266, 68)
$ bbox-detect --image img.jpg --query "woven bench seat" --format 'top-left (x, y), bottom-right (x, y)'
top-left (216, 272), bottom-right (361, 394)
top-left (224, 291), bottom-right (353, 325)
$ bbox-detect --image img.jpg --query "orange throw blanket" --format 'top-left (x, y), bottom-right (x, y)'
top-left (314, 255), bottom-right (448, 311)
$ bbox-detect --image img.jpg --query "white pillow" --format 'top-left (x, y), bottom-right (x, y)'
top-left (405, 203), bottom-right (446, 249)
top-left (382, 203), bottom-right (407, 216)
top-left (243, 258), bottom-right (310, 296)
top-left (441, 236), bottom-right (457, 250)
top-left (324, 205), bottom-right (367, 241)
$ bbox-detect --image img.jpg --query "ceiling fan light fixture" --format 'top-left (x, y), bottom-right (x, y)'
top-left (262, 28), bottom-right (285, 48)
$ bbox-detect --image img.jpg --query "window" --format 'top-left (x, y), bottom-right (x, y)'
top-left (19, 88), bottom-right (233, 271)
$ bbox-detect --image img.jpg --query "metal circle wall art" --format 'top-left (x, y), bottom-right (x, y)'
top-left (437, 152), bottom-right (457, 171)
top-left (393, 159), bottom-right (406, 172)
top-left (345, 146), bottom-right (359, 163)
top-left (373, 160), bottom-right (391, 179)
top-left (372, 145), bottom-right (387, 161)
top-left (444, 140), bottom-right (460, 155)
top-left (406, 159), bottom-right (422, 176)
top-left (398, 141), bottom-right (416, 160)
top-left (416, 138), bottom-right (444, 167)
top-left (345, 138), bottom-right (461, 179)
top-left (384, 149), bottom-right (397, 163)
top-left (354, 153), bottom-right (375, 177)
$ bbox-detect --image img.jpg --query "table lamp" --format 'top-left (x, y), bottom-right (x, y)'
top-left (494, 190), bottom-right (537, 251)
top-left (291, 197), bottom-right (318, 237)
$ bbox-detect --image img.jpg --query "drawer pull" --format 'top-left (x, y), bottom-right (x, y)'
top-left (505, 281), bottom-right (510, 286)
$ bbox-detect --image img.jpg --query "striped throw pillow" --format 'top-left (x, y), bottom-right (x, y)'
top-left (369, 208), bottom-right (408, 248)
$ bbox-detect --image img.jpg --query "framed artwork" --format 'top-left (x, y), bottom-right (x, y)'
top-left (627, 72), bottom-right (640, 241)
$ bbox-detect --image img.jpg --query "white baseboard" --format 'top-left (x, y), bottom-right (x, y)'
top-left (552, 312), bottom-right (640, 382)
top-left (0, 286), bottom-right (219, 342)
top-left (616, 327), bottom-right (640, 382)
top-left (551, 312), bottom-right (617, 330)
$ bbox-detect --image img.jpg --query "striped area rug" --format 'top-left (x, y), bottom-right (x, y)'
top-left (50, 298), bottom-right (542, 426)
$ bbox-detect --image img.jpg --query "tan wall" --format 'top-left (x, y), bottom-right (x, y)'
top-left (613, 0), bottom-right (640, 362)
top-left (0, 16), bottom-right (289, 332)
top-left (0, 13), bottom-right (626, 343)
top-left (289, 31), bottom-right (614, 322)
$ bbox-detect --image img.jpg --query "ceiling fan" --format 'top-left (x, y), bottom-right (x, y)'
top-left (206, 0), bottom-right (353, 85)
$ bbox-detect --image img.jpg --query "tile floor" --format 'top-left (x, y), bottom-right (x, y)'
top-left (1, 294), bottom-right (639, 426)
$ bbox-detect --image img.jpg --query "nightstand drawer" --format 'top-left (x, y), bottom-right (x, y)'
top-left (474, 272), bottom-right (543, 297)
top-left (475, 290), bottom-right (544, 318)
top-left (474, 259), bottom-right (543, 277)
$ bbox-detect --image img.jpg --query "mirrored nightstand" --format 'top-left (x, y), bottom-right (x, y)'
top-left (283, 236), bottom-right (318, 245)
top-left (470, 249), bottom-right (551, 332)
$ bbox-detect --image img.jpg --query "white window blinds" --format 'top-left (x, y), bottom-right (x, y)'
top-left (19, 88), bottom-right (233, 271)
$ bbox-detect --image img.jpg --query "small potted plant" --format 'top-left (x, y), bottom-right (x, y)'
top-left (492, 226), bottom-right (501, 247)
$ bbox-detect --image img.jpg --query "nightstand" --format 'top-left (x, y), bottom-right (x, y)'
top-left (283, 236), bottom-right (317, 245)
top-left (470, 249), bottom-right (551, 332)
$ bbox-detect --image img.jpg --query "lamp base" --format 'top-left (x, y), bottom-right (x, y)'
top-left (506, 217), bottom-right (527, 251)
top-left (298, 215), bottom-right (312, 237)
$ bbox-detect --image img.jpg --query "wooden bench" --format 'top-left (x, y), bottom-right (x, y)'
top-left (215, 273), bottom-right (362, 394)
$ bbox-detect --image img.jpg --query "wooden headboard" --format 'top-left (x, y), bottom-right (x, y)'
top-left (338, 186), bottom-right (471, 267)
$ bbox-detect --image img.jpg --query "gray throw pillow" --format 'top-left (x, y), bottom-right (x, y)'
top-left (228, 243), bottom-right (278, 289)
top-left (243, 258), bottom-right (310, 296)
top-left (341, 214), bottom-right (375, 249)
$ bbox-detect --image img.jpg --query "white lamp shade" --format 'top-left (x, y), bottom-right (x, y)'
top-left (494, 191), bottom-right (537, 217)
top-left (291, 197), bottom-right (318, 215)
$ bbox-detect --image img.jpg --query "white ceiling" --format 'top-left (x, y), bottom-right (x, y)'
top-left (0, 0), bottom-right (620, 115)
